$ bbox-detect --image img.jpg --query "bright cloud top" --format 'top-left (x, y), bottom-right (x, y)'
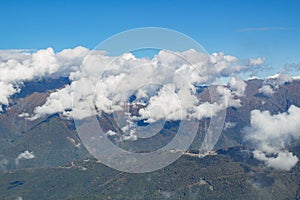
top-left (246, 105), bottom-right (300, 170)
top-left (15, 150), bottom-right (35, 165)
top-left (0, 46), bottom-right (89, 111)
top-left (2, 46), bottom-right (300, 169)
top-left (26, 48), bottom-right (261, 123)
top-left (0, 46), bottom-right (264, 142)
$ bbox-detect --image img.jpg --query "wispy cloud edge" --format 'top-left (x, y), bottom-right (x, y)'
top-left (237, 27), bottom-right (288, 32)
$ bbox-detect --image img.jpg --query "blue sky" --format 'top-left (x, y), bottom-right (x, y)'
top-left (0, 0), bottom-right (299, 75)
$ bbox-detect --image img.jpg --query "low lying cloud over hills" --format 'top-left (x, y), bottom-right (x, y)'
top-left (24, 48), bottom-right (260, 145)
top-left (1, 46), bottom-right (300, 170)
top-left (0, 46), bottom-right (89, 111)
top-left (27, 48), bottom-right (261, 121)
top-left (0, 47), bottom-right (265, 115)
top-left (245, 105), bottom-right (300, 170)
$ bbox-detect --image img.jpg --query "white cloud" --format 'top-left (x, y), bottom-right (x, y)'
top-left (17, 150), bottom-right (35, 160)
top-left (29, 49), bottom-right (260, 122)
top-left (249, 57), bottom-right (265, 66)
top-left (253, 150), bottom-right (298, 171)
top-left (138, 84), bottom-right (187, 122)
top-left (245, 105), bottom-right (300, 170)
top-left (228, 76), bottom-right (247, 97)
top-left (0, 82), bottom-right (19, 111)
top-left (258, 85), bottom-right (274, 96)
top-left (0, 46), bottom-right (89, 111)
top-left (192, 101), bottom-right (223, 119)
top-left (18, 112), bottom-right (30, 117)
top-left (266, 73), bottom-right (293, 85)
top-left (257, 73), bottom-right (295, 97)
top-left (106, 130), bottom-right (117, 136)
top-left (15, 150), bottom-right (35, 165)
top-left (217, 86), bottom-right (242, 108)
top-left (29, 85), bottom-right (74, 120)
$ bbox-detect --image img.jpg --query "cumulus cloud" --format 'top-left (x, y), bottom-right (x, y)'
top-left (0, 45), bottom-right (269, 144)
top-left (30, 49), bottom-right (260, 123)
top-left (249, 57), bottom-right (265, 66)
top-left (257, 72), bottom-right (296, 97)
top-left (0, 46), bottom-right (89, 111)
top-left (228, 76), bottom-right (247, 97)
top-left (15, 150), bottom-right (35, 165)
top-left (266, 73), bottom-right (293, 85)
top-left (217, 86), bottom-right (242, 108)
top-left (245, 105), bottom-right (300, 170)
top-left (258, 85), bottom-right (274, 96)
top-left (253, 150), bottom-right (298, 171)
top-left (18, 112), bottom-right (30, 117)
top-left (0, 82), bottom-right (19, 111)
top-left (29, 85), bottom-right (74, 120)
top-left (22, 48), bottom-right (265, 141)
top-left (106, 130), bottom-right (117, 136)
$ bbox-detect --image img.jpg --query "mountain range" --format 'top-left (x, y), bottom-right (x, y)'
top-left (0, 77), bottom-right (300, 199)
